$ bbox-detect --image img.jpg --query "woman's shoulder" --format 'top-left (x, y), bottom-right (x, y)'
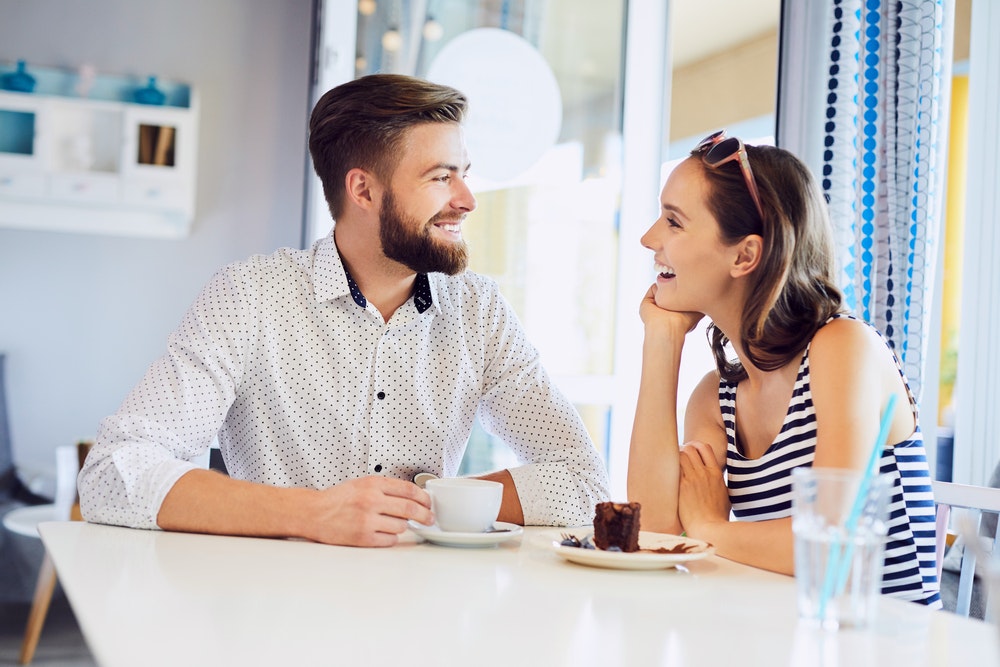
top-left (685, 368), bottom-right (728, 446)
top-left (810, 313), bottom-right (892, 368)
top-left (813, 313), bottom-right (881, 345)
top-left (690, 369), bottom-right (726, 415)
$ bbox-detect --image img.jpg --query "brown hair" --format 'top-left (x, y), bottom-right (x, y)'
top-left (691, 142), bottom-right (845, 382)
top-left (308, 74), bottom-right (468, 220)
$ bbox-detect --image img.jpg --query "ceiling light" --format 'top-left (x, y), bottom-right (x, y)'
top-left (382, 27), bottom-right (403, 52)
top-left (422, 17), bottom-right (444, 42)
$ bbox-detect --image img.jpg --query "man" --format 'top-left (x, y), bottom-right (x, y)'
top-left (79, 74), bottom-right (610, 547)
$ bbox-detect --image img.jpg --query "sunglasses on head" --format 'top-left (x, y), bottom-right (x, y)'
top-left (694, 130), bottom-right (764, 219)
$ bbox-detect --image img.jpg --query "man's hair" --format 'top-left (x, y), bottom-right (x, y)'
top-left (308, 74), bottom-right (468, 220)
top-left (693, 143), bottom-right (846, 382)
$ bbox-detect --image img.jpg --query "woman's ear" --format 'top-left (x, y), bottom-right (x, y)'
top-left (345, 168), bottom-right (378, 211)
top-left (731, 234), bottom-right (763, 278)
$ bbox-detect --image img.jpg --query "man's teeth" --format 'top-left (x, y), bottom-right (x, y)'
top-left (438, 224), bottom-right (461, 233)
top-left (655, 262), bottom-right (675, 277)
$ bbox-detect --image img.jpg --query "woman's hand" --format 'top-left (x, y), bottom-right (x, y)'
top-left (677, 440), bottom-right (730, 535)
top-left (639, 284), bottom-right (703, 337)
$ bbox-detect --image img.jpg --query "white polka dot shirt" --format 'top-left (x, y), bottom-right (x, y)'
top-left (79, 233), bottom-right (610, 529)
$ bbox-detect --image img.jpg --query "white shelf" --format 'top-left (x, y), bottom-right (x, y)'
top-left (0, 63), bottom-right (198, 238)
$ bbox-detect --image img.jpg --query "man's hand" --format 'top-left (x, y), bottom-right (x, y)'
top-left (307, 476), bottom-right (433, 547)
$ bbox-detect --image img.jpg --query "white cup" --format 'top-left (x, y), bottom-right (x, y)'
top-left (425, 478), bottom-right (503, 533)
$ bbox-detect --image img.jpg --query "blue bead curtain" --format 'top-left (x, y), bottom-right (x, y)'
top-left (819, 0), bottom-right (952, 401)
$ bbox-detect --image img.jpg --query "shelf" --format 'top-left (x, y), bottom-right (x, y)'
top-left (0, 62), bottom-right (198, 238)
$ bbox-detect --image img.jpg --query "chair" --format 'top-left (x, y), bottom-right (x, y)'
top-left (0, 353), bottom-right (14, 499)
top-left (10, 440), bottom-right (92, 665)
top-left (933, 479), bottom-right (1000, 620)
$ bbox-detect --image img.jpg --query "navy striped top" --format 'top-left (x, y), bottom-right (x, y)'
top-left (720, 317), bottom-right (941, 606)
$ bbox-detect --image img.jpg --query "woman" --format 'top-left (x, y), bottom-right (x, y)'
top-left (627, 131), bottom-right (940, 606)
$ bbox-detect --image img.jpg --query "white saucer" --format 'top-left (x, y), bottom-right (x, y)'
top-left (408, 521), bottom-right (523, 548)
top-left (550, 530), bottom-right (715, 570)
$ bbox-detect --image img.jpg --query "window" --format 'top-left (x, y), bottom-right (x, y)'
top-left (311, 0), bottom-right (781, 494)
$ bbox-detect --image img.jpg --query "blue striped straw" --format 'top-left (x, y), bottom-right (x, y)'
top-left (817, 393), bottom-right (898, 620)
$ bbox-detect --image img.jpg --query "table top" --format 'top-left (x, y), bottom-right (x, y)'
top-left (3, 504), bottom-right (60, 538)
top-left (40, 521), bottom-right (998, 667)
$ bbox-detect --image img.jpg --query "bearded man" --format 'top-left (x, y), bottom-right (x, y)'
top-left (79, 74), bottom-right (609, 546)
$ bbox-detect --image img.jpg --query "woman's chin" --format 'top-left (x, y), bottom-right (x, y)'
top-left (653, 294), bottom-right (676, 311)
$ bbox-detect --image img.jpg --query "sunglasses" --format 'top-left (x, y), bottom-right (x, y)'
top-left (695, 130), bottom-right (764, 219)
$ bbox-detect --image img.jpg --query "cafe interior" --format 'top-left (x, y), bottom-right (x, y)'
top-left (1, 0), bottom-right (999, 665)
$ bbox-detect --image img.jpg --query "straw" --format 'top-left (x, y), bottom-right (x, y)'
top-left (816, 393), bottom-right (898, 620)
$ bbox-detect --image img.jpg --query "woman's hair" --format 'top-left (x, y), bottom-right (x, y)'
top-left (691, 142), bottom-right (846, 382)
top-left (308, 74), bottom-right (467, 220)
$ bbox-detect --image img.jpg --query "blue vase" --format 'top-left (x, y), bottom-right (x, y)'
top-left (2, 60), bottom-right (36, 93)
top-left (133, 76), bottom-right (166, 105)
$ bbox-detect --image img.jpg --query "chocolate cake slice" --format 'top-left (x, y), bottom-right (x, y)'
top-left (593, 501), bottom-right (641, 552)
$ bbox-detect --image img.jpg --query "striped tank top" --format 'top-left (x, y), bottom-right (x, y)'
top-left (720, 316), bottom-right (941, 607)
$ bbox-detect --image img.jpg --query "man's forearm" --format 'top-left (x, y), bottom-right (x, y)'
top-left (157, 469), bottom-right (318, 539)
top-left (476, 468), bottom-right (524, 525)
top-left (157, 470), bottom-right (435, 547)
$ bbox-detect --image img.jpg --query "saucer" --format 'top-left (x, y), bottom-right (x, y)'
top-left (408, 521), bottom-right (523, 548)
top-left (550, 530), bottom-right (715, 570)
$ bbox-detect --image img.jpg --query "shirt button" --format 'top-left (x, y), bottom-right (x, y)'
top-left (376, 391), bottom-right (386, 400)
top-left (374, 464), bottom-right (383, 472)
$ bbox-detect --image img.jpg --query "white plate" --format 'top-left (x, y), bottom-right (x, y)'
top-left (408, 521), bottom-right (524, 548)
top-left (550, 530), bottom-right (715, 570)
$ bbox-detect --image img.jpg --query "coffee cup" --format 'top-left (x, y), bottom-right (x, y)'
top-left (425, 478), bottom-right (503, 533)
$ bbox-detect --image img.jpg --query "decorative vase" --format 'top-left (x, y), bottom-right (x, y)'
top-left (1, 60), bottom-right (37, 93)
top-left (133, 76), bottom-right (166, 105)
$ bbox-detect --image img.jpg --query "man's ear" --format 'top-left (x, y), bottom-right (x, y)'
top-left (345, 168), bottom-right (378, 211)
top-left (731, 234), bottom-right (763, 278)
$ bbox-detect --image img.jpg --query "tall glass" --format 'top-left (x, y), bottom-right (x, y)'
top-left (791, 467), bottom-right (891, 629)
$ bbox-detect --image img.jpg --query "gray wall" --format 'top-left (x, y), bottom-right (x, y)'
top-left (0, 0), bottom-right (315, 481)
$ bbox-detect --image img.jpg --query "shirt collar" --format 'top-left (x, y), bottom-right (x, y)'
top-left (312, 232), bottom-right (435, 314)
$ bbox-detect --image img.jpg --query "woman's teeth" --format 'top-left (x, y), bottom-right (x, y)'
top-left (655, 262), bottom-right (675, 278)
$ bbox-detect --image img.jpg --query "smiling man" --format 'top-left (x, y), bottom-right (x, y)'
top-left (79, 74), bottom-right (609, 547)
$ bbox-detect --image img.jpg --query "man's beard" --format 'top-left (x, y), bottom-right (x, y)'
top-left (379, 190), bottom-right (469, 275)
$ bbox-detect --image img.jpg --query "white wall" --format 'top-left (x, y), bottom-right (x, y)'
top-left (0, 0), bottom-right (314, 482)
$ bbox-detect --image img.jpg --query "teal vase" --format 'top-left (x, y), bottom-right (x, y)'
top-left (134, 76), bottom-right (166, 105)
top-left (2, 60), bottom-right (36, 93)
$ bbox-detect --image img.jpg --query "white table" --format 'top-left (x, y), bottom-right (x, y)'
top-left (39, 521), bottom-right (998, 667)
top-left (3, 504), bottom-right (62, 538)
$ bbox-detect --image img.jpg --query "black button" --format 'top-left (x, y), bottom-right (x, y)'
top-left (374, 464), bottom-right (383, 472)
top-left (376, 391), bottom-right (386, 400)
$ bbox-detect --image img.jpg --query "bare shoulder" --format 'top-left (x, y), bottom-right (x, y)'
top-left (811, 316), bottom-right (876, 345)
top-left (684, 369), bottom-right (726, 438)
top-left (809, 317), bottom-right (886, 367)
top-left (809, 316), bottom-right (905, 399)
top-left (689, 368), bottom-right (723, 404)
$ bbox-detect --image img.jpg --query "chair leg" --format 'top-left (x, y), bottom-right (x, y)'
top-left (18, 552), bottom-right (58, 665)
